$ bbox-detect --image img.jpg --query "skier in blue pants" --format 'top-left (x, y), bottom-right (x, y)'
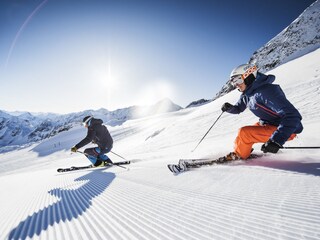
top-left (71, 116), bottom-right (113, 167)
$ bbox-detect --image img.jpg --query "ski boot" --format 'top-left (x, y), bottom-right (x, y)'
top-left (216, 152), bottom-right (241, 163)
top-left (92, 159), bottom-right (106, 167)
top-left (93, 156), bottom-right (112, 167)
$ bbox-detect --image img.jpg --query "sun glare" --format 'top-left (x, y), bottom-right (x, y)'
top-left (131, 80), bottom-right (176, 118)
top-left (137, 80), bottom-right (175, 105)
top-left (93, 62), bottom-right (118, 89)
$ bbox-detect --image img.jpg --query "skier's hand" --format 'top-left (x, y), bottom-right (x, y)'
top-left (71, 146), bottom-right (78, 153)
top-left (221, 102), bottom-right (233, 112)
top-left (261, 140), bottom-right (282, 153)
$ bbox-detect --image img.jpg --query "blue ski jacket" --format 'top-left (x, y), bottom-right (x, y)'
top-left (226, 72), bottom-right (303, 145)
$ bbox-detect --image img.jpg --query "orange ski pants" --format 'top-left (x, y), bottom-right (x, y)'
top-left (234, 123), bottom-right (296, 159)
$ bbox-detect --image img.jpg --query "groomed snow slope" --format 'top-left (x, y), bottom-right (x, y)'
top-left (0, 49), bottom-right (320, 240)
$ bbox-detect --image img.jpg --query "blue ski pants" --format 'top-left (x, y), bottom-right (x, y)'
top-left (84, 146), bottom-right (112, 165)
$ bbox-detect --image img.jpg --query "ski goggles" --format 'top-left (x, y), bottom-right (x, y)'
top-left (230, 74), bottom-right (243, 86)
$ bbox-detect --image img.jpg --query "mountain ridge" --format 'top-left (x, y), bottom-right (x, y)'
top-left (213, 0), bottom-right (320, 101)
top-left (0, 98), bottom-right (182, 153)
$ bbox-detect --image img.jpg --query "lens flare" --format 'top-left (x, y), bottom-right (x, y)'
top-left (5, 0), bottom-right (49, 69)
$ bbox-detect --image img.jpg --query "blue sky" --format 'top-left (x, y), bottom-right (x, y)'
top-left (0, 0), bottom-right (316, 114)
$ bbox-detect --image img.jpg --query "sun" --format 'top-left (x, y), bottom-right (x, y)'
top-left (93, 60), bottom-right (118, 89)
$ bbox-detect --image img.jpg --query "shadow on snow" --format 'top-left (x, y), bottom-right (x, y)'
top-left (246, 158), bottom-right (320, 176)
top-left (8, 169), bottom-right (115, 240)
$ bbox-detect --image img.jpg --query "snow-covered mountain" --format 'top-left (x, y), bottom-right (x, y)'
top-left (185, 98), bottom-right (211, 108)
top-left (213, 0), bottom-right (320, 100)
top-left (249, 0), bottom-right (320, 72)
top-left (0, 49), bottom-right (319, 240)
top-left (0, 98), bottom-right (181, 153)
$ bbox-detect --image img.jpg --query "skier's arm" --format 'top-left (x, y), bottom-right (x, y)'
top-left (264, 86), bottom-right (302, 145)
top-left (75, 129), bottom-right (96, 149)
top-left (222, 96), bottom-right (247, 114)
top-left (270, 103), bottom-right (302, 145)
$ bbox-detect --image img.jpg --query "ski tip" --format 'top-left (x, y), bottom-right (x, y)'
top-left (167, 164), bottom-right (184, 174)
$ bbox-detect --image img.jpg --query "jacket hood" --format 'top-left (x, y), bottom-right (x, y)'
top-left (245, 72), bottom-right (275, 95)
top-left (89, 118), bottom-right (103, 127)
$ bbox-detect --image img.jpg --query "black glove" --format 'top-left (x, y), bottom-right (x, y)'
top-left (261, 140), bottom-right (282, 153)
top-left (221, 102), bottom-right (233, 112)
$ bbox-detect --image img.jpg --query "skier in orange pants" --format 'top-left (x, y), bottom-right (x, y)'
top-left (221, 64), bottom-right (303, 161)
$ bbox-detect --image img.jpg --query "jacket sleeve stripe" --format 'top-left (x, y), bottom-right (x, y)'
top-left (256, 103), bottom-right (280, 118)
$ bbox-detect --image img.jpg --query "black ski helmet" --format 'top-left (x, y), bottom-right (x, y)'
top-left (82, 116), bottom-right (93, 126)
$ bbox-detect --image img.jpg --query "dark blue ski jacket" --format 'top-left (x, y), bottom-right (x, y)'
top-left (226, 72), bottom-right (303, 145)
top-left (75, 118), bottom-right (113, 150)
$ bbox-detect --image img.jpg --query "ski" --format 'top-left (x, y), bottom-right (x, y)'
top-left (57, 160), bottom-right (130, 173)
top-left (168, 154), bottom-right (261, 174)
top-left (168, 157), bottom-right (226, 173)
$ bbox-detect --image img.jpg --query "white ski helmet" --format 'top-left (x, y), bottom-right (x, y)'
top-left (229, 64), bottom-right (258, 86)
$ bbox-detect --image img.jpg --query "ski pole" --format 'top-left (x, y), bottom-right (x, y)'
top-left (110, 151), bottom-right (128, 161)
top-left (77, 150), bottom-right (128, 159)
top-left (76, 150), bottom-right (88, 156)
top-left (282, 146), bottom-right (320, 149)
top-left (192, 111), bottom-right (224, 152)
top-left (75, 150), bottom-right (128, 169)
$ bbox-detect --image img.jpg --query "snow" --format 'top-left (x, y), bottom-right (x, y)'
top-left (0, 49), bottom-right (320, 239)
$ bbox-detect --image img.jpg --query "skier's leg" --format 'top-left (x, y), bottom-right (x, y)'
top-left (96, 147), bottom-right (113, 164)
top-left (234, 124), bottom-right (276, 159)
top-left (234, 123), bottom-right (297, 159)
top-left (84, 148), bottom-right (103, 166)
top-left (234, 124), bottom-right (277, 159)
